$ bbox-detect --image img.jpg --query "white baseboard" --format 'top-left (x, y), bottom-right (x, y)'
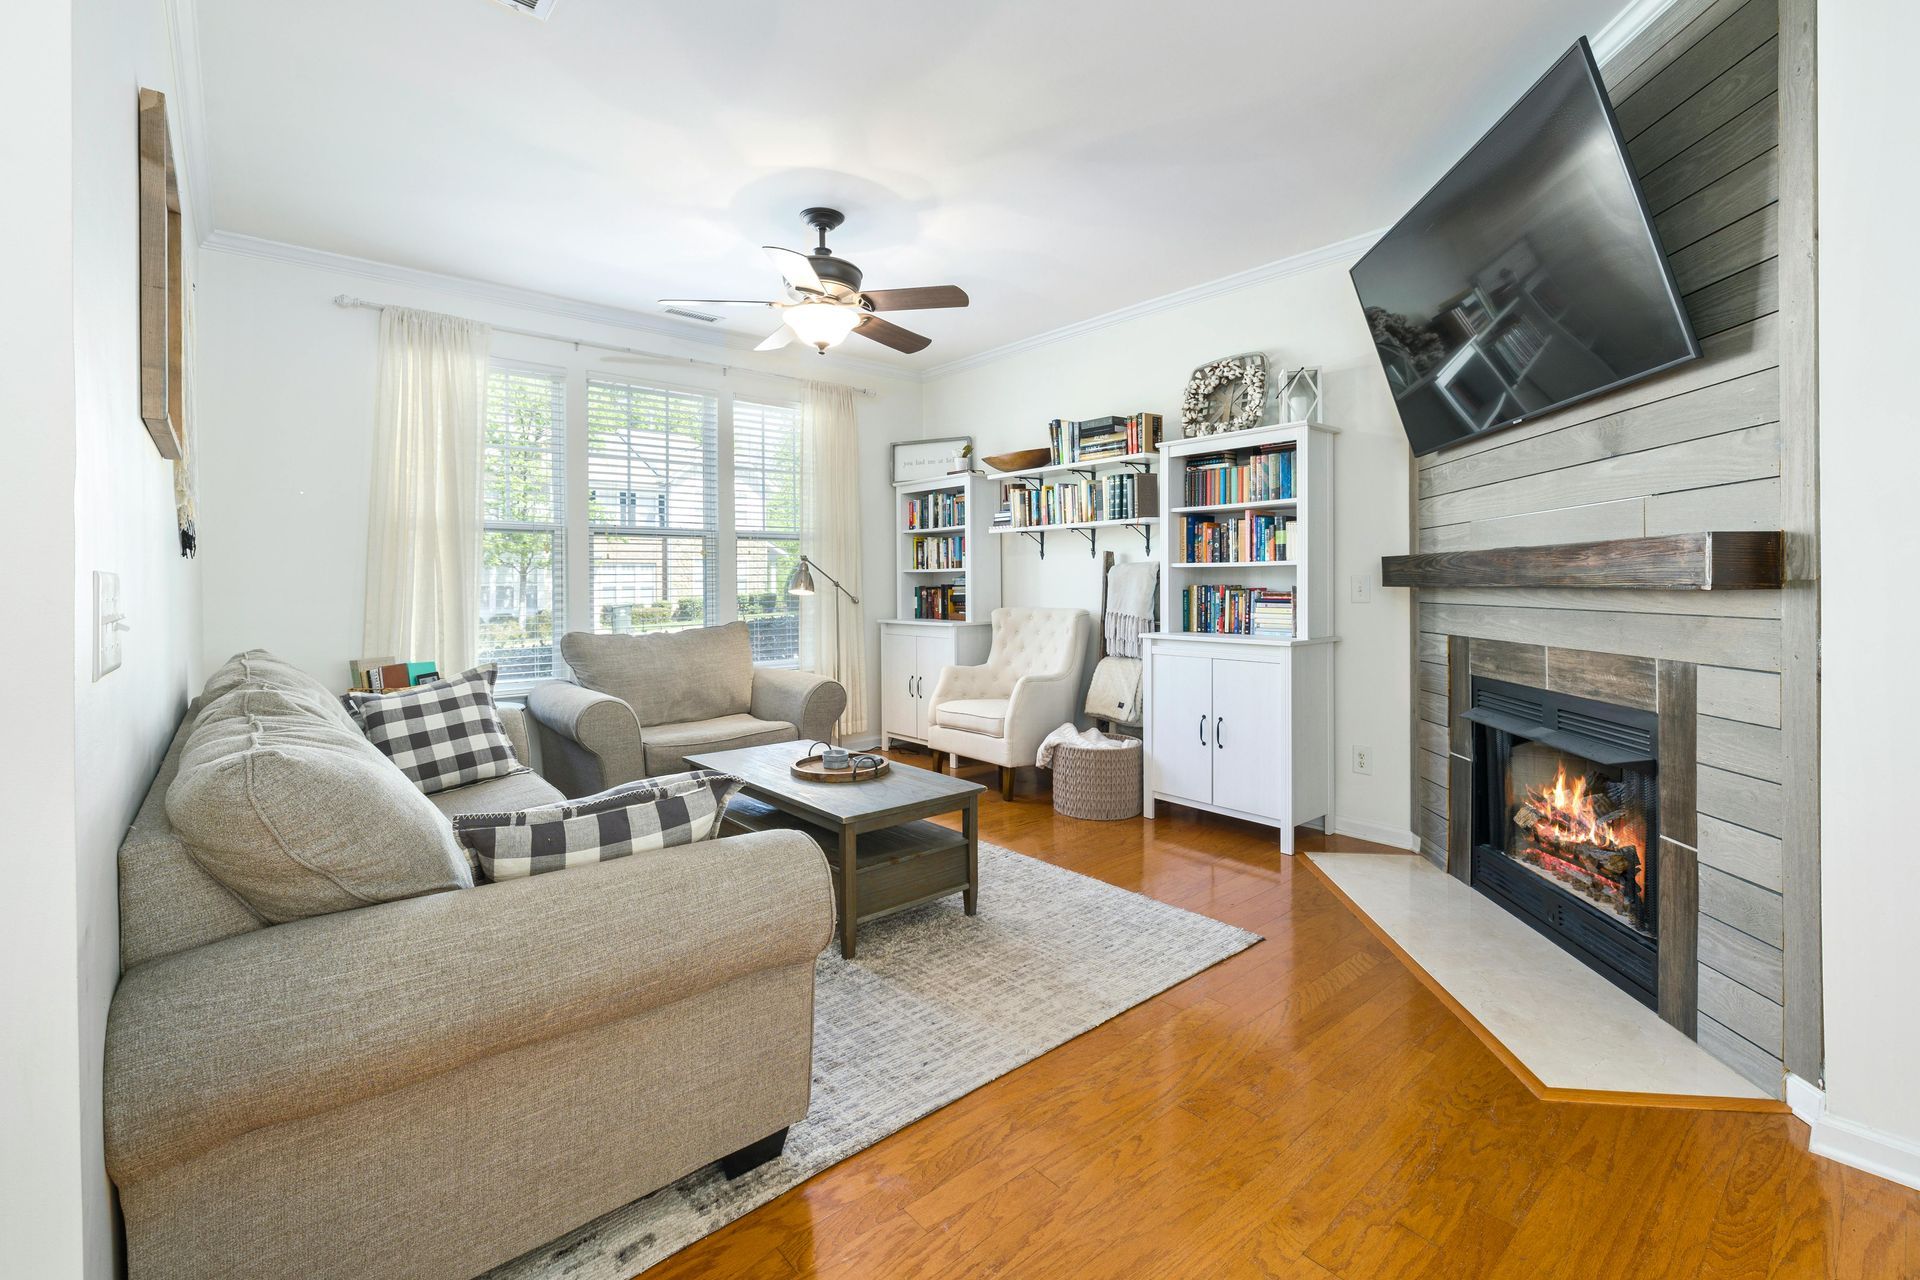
top-left (1810, 1106), bottom-right (1920, 1193)
top-left (1327, 816), bottom-right (1421, 852)
top-left (1786, 1073), bottom-right (1824, 1128)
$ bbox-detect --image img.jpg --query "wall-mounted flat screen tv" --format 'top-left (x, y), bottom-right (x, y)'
top-left (1351, 38), bottom-right (1699, 456)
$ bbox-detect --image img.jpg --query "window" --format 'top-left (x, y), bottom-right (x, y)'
top-left (480, 365), bottom-right (566, 684)
top-left (734, 399), bottom-right (803, 663)
top-left (585, 377), bottom-right (718, 637)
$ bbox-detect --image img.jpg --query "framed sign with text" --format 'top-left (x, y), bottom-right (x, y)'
top-left (891, 436), bottom-right (973, 484)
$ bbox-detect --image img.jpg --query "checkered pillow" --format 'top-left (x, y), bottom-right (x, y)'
top-left (451, 770), bottom-right (740, 881)
top-left (348, 665), bottom-right (521, 795)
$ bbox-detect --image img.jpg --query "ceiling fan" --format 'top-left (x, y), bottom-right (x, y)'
top-left (660, 208), bottom-right (968, 355)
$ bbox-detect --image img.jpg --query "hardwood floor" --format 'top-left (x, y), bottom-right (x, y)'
top-left (651, 753), bottom-right (1920, 1280)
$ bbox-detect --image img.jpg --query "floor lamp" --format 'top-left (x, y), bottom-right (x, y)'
top-left (786, 555), bottom-right (858, 743)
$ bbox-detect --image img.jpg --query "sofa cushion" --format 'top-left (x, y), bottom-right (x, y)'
top-left (166, 688), bottom-right (472, 923)
top-left (560, 622), bottom-right (753, 727)
top-left (347, 665), bottom-right (522, 795)
top-left (451, 770), bottom-right (740, 881)
top-left (642, 714), bottom-right (795, 775)
top-left (199, 648), bottom-right (360, 734)
top-left (934, 698), bottom-right (1009, 737)
top-left (428, 768), bottom-right (565, 820)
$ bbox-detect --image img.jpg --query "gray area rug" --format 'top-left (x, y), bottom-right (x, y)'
top-left (485, 842), bottom-right (1259, 1279)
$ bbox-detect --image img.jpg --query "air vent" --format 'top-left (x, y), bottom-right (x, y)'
top-left (663, 306), bottom-right (722, 324)
top-left (493, 0), bottom-right (561, 19)
top-left (1475, 687), bottom-right (1544, 723)
top-left (1553, 708), bottom-right (1656, 758)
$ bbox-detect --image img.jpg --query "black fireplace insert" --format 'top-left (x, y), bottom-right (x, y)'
top-left (1468, 676), bottom-right (1660, 1008)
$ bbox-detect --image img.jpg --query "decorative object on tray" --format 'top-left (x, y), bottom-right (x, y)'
top-left (982, 447), bottom-right (1054, 473)
top-left (1181, 353), bottom-right (1268, 436)
top-left (892, 436), bottom-right (974, 483)
top-left (791, 744), bottom-right (891, 783)
top-left (1279, 366), bottom-right (1324, 422)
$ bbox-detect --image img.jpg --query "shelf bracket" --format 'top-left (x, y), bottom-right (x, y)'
top-left (1122, 460), bottom-right (1152, 475)
top-left (1135, 523), bottom-right (1153, 556)
top-left (1020, 529), bottom-right (1047, 559)
top-left (1074, 527), bottom-right (1096, 557)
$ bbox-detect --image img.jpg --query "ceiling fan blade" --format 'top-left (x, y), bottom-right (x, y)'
top-left (860, 286), bottom-right (970, 312)
top-left (763, 246), bottom-right (825, 296)
top-left (854, 313), bottom-right (932, 354)
top-left (754, 326), bottom-right (795, 352)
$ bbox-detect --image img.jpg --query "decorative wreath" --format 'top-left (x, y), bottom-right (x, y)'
top-left (1181, 353), bottom-right (1268, 436)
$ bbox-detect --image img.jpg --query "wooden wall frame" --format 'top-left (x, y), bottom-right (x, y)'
top-left (139, 87), bottom-right (186, 460)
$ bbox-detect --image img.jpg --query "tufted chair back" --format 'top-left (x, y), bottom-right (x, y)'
top-left (986, 607), bottom-right (1088, 684)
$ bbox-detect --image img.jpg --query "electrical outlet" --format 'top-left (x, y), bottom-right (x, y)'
top-left (1350, 574), bottom-right (1373, 604)
top-left (1352, 745), bottom-right (1373, 775)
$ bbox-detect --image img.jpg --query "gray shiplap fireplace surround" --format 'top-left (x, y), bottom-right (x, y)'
top-left (1388, 0), bottom-right (1817, 1099)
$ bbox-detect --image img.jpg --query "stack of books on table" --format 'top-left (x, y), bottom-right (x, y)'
top-left (1179, 586), bottom-right (1295, 637)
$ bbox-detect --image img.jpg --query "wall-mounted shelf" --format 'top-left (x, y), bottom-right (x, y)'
top-left (990, 516), bottom-right (1158, 559)
top-left (1380, 531), bottom-right (1787, 591)
top-left (986, 452), bottom-right (1158, 483)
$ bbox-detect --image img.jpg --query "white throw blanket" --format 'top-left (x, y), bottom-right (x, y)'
top-left (1103, 561), bottom-right (1159, 659)
top-left (1084, 656), bottom-right (1143, 726)
top-left (1037, 723), bottom-right (1134, 769)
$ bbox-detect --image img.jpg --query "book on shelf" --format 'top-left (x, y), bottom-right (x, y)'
top-left (1183, 443), bottom-right (1294, 506)
top-left (1179, 585), bottom-right (1295, 638)
top-left (910, 533), bottom-right (965, 570)
top-left (1001, 471), bottom-right (1159, 528)
top-left (1044, 412), bottom-right (1164, 465)
top-left (904, 489), bottom-right (965, 530)
top-left (912, 583), bottom-right (967, 621)
top-left (1181, 511), bottom-right (1288, 563)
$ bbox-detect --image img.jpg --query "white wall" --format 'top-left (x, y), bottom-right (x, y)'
top-left (0, 4), bottom-right (86, 1274)
top-left (1815, 0), bottom-right (1920, 1190)
top-left (919, 257), bottom-right (1414, 846)
top-left (1, 0), bottom-right (205, 1274)
top-left (194, 248), bottom-right (923, 743)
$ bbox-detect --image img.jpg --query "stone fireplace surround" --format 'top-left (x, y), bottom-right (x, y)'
top-left (1441, 638), bottom-right (1701, 1036)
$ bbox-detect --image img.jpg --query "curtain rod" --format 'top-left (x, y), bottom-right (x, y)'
top-left (330, 294), bottom-right (878, 397)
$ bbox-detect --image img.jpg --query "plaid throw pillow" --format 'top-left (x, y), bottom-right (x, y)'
top-left (452, 770), bottom-right (740, 881)
top-left (348, 665), bottom-right (521, 795)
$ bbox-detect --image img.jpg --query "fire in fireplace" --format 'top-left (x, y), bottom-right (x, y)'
top-left (1468, 676), bottom-right (1661, 1007)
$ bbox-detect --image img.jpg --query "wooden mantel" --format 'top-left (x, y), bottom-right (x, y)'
top-left (1381, 532), bottom-right (1786, 591)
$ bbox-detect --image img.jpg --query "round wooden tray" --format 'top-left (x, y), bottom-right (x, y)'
top-left (790, 753), bottom-right (891, 784)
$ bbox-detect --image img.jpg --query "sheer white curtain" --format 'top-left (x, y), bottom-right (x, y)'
top-left (362, 306), bottom-right (492, 674)
top-left (799, 380), bottom-right (867, 736)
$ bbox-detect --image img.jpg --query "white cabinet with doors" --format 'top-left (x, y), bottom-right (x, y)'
top-left (879, 621), bottom-right (993, 750)
top-left (1141, 634), bottom-right (1332, 853)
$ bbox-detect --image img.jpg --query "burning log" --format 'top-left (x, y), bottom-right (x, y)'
top-left (1513, 804), bottom-right (1543, 828)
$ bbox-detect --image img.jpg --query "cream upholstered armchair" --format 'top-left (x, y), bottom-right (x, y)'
top-left (926, 606), bottom-right (1091, 799)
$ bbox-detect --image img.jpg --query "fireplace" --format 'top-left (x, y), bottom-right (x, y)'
top-left (1468, 676), bottom-right (1661, 1008)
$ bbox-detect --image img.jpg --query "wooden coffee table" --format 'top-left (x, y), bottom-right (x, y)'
top-left (687, 740), bottom-right (984, 959)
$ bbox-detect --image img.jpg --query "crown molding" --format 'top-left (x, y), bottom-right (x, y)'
top-left (1590, 0), bottom-right (1683, 66)
top-left (164, 0), bottom-right (213, 242)
top-left (920, 229), bottom-right (1383, 380)
top-left (197, 230), bottom-right (919, 383)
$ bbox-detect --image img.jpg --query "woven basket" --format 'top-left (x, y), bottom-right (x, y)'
top-left (1051, 738), bottom-right (1144, 821)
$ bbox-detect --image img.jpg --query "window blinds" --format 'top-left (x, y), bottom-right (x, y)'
top-left (480, 364), bottom-right (566, 684)
top-left (733, 398), bottom-right (803, 663)
top-left (585, 377), bottom-right (718, 636)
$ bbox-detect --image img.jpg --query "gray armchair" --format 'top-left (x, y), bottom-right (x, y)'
top-left (528, 621), bottom-right (847, 796)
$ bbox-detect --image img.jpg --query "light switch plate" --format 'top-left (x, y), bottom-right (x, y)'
top-left (94, 571), bottom-right (123, 681)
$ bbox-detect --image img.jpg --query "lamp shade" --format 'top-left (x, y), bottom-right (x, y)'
top-left (785, 558), bottom-right (816, 596)
top-left (782, 300), bottom-right (861, 351)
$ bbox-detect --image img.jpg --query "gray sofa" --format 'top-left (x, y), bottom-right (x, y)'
top-left (103, 651), bottom-right (834, 1280)
top-left (529, 621), bottom-right (846, 797)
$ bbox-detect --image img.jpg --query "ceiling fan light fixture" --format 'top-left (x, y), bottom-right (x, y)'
top-left (782, 299), bottom-right (860, 352)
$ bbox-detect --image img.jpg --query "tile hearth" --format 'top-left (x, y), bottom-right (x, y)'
top-left (1308, 851), bottom-right (1769, 1102)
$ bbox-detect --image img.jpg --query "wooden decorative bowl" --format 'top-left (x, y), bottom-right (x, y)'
top-left (982, 447), bottom-right (1053, 473)
top-left (790, 754), bottom-right (891, 784)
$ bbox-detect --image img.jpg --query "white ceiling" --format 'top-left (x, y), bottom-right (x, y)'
top-left (194, 0), bottom-right (1634, 368)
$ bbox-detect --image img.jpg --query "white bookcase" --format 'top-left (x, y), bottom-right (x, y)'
top-left (1142, 421), bottom-right (1338, 851)
top-left (880, 474), bottom-right (1000, 749)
